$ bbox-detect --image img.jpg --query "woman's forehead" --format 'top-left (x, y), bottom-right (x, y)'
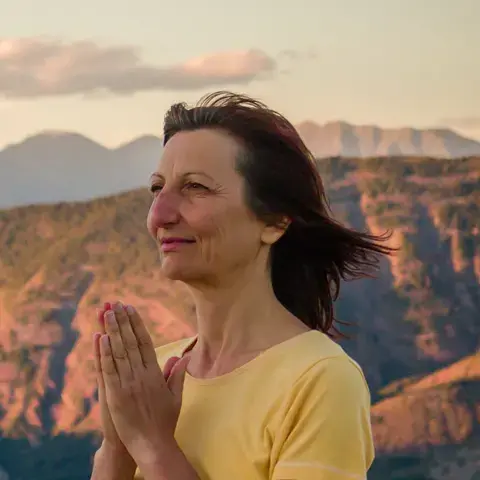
top-left (157, 129), bottom-right (242, 179)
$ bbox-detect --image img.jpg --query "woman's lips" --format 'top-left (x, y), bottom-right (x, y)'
top-left (160, 237), bottom-right (195, 252)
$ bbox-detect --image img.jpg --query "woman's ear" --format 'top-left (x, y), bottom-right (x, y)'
top-left (260, 216), bottom-right (291, 245)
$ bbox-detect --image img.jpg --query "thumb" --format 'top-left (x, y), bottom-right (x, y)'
top-left (166, 355), bottom-right (190, 408)
top-left (163, 356), bottom-right (181, 382)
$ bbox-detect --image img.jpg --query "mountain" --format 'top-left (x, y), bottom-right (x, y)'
top-left (369, 353), bottom-right (480, 479)
top-left (296, 121), bottom-right (480, 159)
top-left (1, 122), bottom-right (480, 209)
top-left (0, 132), bottom-right (163, 209)
top-left (0, 155), bottom-right (479, 479)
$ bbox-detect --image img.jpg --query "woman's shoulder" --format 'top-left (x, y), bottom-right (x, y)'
top-left (276, 330), bottom-right (360, 368)
top-left (268, 330), bottom-right (369, 396)
top-left (268, 332), bottom-right (375, 479)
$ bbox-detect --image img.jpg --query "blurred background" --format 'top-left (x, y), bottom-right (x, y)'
top-left (0, 1), bottom-right (479, 478)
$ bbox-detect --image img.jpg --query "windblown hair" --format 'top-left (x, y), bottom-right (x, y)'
top-left (163, 91), bottom-right (395, 338)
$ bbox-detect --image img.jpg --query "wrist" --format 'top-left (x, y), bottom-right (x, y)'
top-left (92, 442), bottom-right (136, 480)
top-left (137, 440), bottom-right (199, 480)
top-left (97, 440), bottom-right (129, 458)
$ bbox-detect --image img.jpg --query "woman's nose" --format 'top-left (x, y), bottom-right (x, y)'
top-left (149, 191), bottom-right (181, 227)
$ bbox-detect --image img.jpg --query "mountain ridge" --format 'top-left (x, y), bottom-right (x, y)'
top-left (3, 120), bottom-right (479, 153)
top-left (1, 121), bottom-right (480, 211)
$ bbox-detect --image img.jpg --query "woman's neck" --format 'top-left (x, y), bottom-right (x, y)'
top-left (186, 264), bottom-right (309, 373)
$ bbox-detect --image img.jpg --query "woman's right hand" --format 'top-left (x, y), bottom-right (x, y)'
top-left (92, 301), bottom-right (182, 479)
top-left (92, 303), bottom-right (136, 477)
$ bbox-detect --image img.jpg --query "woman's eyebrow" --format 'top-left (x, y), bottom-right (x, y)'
top-left (149, 172), bottom-right (163, 182)
top-left (149, 171), bottom-right (216, 183)
top-left (182, 171), bottom-right (215, 181)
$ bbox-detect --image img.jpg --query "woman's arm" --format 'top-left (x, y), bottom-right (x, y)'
top-left (135, 439), bottom-right (200, 480)
top-left (271, 356), bottom-right (374, 479)
top-left (90, 440), bottom-right (199, 480)
top-left (90, 443), bottom-right (136, 480)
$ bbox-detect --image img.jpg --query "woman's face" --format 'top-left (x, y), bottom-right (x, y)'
top-left (147, 128), bottom-right (279, 284)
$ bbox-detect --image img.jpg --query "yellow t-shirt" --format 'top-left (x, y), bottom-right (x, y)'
top-left (135, 330), bottom-right (374, 479)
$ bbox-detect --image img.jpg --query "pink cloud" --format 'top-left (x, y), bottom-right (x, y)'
top-left (0, 37), bottom-right (278, 98)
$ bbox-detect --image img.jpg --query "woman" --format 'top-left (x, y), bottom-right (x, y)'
top-left (90, 91), bottom-right (393, 480)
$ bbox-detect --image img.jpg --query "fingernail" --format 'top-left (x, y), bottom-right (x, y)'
top-left (106, 310), bottom-right (116, 325)
top-left (114, 302), bottom-right (123, 312)
top-left (126, 305), bottom-right (134, 314)
top-left (104, 302), bottom-right (111, 311)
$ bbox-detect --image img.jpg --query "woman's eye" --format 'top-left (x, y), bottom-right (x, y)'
top-left (185, 182), bottom-right (207, 191)
top-left (149, 184), bottom-right (163, 194)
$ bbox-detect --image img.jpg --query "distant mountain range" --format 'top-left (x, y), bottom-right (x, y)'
top-left (295, 121), bottom-right (480, 158)
top-left (1, 121), bottom-right (480, 209)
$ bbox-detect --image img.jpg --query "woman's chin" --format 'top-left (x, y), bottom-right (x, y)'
top-left (160, 257), bottom-right (194, 282)
top-left (160, 264), bottom-right (183, 281)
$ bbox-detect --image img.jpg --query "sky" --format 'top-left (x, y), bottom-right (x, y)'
top-left (1, 0), bottom-right (479, 149)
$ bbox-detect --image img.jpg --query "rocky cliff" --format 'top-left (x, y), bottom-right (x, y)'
top-left (0, 155), bottom-right (479, 479)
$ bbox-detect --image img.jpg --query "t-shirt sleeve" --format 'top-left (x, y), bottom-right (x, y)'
top-left (271, 356), bottom-right (375, 480)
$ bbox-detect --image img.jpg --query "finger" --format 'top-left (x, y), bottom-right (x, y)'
top-left (93, 332), bottom-right (106, 390)
top-left (125, 305), bottom-right (157, 367)
top-left (163, 356), bottom-right (180, 381)
top-left (167, 355), bottom-right (190, 409)
top-left (97, 307), bottom-right (107, 334)
top-left (99, 334), bottom-right (121, 390)
top-left (100, 302), bottom-right (112, 333)
top-left (111, 302), bottom-right (144, 373)
top-left (104, 309), bottom-right (132, 383)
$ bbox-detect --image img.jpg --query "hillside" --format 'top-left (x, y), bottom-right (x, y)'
top-left (369, 353), bottom-right (480, 479)
top-left (0, 155), bottom-right (479, 479)
top-left (1, 122), bottom-right (480, 209)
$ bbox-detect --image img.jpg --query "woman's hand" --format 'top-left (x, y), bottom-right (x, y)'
top-left (98, 301), bottom-right (190, 473)
top-left (91, 303), bottom-right (137, 479)
top-left (94, 304), bottom-right (132, 451)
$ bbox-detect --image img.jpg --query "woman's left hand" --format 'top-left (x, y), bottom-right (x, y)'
top-left (99, 301), bottom-right (189, 470)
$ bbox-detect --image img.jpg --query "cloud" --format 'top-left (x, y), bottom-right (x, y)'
top-left (440, 116), bottom-right (480, 130)
top-left (0, 37), bottom-right (278, 99)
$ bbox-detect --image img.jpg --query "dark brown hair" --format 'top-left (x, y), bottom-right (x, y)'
top-left (163, 91), bottom-right (395, 338)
